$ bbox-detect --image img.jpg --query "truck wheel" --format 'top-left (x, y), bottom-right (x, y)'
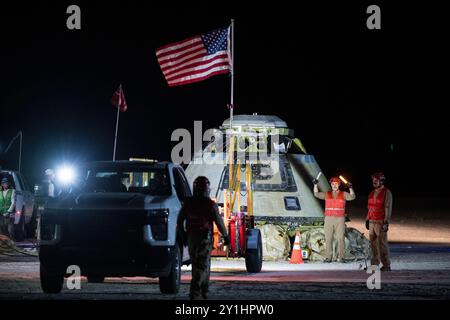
top-left (245, 229), bottom-right (263, 273)
top-left (40, 264), bottom-right (64, 293)
top-left (14, 212), bottom-right (26, 242)
top-left (159, 245), bottom-right (181, 294)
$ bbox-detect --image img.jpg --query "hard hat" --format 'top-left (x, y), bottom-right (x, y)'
top-left (193, 176), bottom-right (211, 197)
top-left (329, 177), bottom-right (341, 184)
top-left (45, 169), bottom-right (54, 176)
top-left (1, 177), bottom-right (9, 184)
top-left (371, 172), bottom-right (386, 183)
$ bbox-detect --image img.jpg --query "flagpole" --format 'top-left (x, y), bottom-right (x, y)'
top-left (18, 131), bottom-right (22, 173)
top-left (228, 19), bottom-right (235, 213)
top-left (113, 106), bottom-right (120, 161)
top-left (230, 19), bottom-right (234, 129)
top-left (112, 85), bottom-right (121, 161)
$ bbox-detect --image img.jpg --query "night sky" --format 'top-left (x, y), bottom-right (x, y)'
top-left (0, 1), bottom-right (448, 197)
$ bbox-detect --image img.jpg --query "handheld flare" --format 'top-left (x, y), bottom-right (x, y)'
top-left (339, 175), bottom-right (348, 184)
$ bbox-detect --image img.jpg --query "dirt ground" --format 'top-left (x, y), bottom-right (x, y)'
top-left (1, 196), bottom-right (449, 301)
top-left (346, 197), bottom-right (450, 244)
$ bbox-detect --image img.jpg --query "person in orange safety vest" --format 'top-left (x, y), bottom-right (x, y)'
top-left (366, 172), bottom-right (392, 271)
top-left (313, 177), bottom-right (355, 263)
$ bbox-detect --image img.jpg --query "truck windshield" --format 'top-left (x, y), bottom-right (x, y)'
top-left (83, 168), bottom-right (171, 196)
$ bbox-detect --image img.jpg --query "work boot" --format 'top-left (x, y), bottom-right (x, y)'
top-left (190, 292), bottom-right (204, 300)
top-left (380, 266), bottom-right (391, 272)
top-left (336, 258), bottom-right (346, 263)
top-left (323, 258), bottom-right (332, 263)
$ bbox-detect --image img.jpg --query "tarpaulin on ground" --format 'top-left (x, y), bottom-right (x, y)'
top-left (0, 235), bottom-right (38, 256)
top-left (259, 224), bottom-right (291, 261)
top-left (301, 227), bottom-right (369, 261)
top-left (0, 234), bottom-right (16, 254)
top-left (259, 224), bottom-right (369, 262)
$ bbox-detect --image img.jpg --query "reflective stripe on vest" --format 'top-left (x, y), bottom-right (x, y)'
top-left (324, 191), bottom-right (346, 217)
top-left (0, 189), bottom-right (13, 213)
top-left (367, 188), bottom-right (388, 221)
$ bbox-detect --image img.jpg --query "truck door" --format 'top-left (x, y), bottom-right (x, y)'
top-left (172, 168), bottom-right (191, 203)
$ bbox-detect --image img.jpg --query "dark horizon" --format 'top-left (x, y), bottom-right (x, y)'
top-left (0, 1), bottom-right (448, 197)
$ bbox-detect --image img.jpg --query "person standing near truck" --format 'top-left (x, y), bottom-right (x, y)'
top-left (177, 176), bottom-right (230, 300)
top-left (44, 169), bottom-right (56, 198)
top-left (0, 177), bottom-right (16, 239)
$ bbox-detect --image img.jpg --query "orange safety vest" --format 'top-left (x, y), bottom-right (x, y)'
top-left (324, 191), bottom-right (346, 217)
top-left (367, 188), bottom-right (389, 221)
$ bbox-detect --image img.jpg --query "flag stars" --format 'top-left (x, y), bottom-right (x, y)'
top-left (202, 28), bottom-right (229, 54)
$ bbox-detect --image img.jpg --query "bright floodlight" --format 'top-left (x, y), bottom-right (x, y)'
top-left (56, 166), bottom-right (76, 185)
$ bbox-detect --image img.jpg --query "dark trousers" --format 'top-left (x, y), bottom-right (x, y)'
top-left (188, 234), bottom-right (213, 299)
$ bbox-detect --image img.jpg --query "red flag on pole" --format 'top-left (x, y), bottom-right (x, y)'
top-left (111, 84), bottom-right (128, 112)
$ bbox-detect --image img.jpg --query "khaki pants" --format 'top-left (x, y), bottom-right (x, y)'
top-left (324, 216), bottom-right (346, 260)
top-left (369, 220), bottom-right (391, 267)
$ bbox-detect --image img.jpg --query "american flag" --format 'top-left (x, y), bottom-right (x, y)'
top-left (156, 27), bottom-right (231, 87)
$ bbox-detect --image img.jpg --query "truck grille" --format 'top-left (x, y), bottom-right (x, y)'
top-left (61, 209), bottom-right (145, 247)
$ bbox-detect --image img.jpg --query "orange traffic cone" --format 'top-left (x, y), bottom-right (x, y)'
top-left (290, 231), bottom-right (304, 264)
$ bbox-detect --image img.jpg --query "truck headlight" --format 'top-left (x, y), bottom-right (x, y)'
top-left (146, 209), bottom-right (169, 240)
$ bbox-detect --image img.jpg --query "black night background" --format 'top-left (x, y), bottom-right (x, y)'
top-left (0, 1), bottom-right (448, 197)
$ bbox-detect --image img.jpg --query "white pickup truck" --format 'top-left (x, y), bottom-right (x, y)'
top-left (0, 170), bottom-right (36, 241)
